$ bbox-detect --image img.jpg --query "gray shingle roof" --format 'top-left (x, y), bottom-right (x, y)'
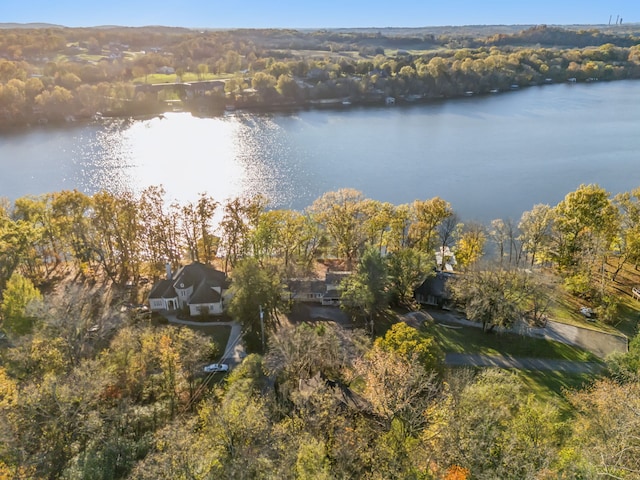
top-left (148, 279), bottom-right (176, 299)
top-left (147, 262), bottom-right (228, 305)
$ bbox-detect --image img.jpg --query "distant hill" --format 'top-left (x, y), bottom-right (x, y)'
top-left (0, 22), bottom-right (637, 36)
top-left (0, 22), bottom-right (64, 29)
top-left (0, 23), bottom-right (194, 33)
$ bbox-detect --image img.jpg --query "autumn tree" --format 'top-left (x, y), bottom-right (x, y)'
top-left (431, 369), bottom-right (561, 479)
top-left (50, 190), bottom-right (93, 273)
top-left (0, 271), bottom-right (41, 335)
top-left (91, 190), bottom-right (143, 284)
top-left (386, 203), bottom-right (411, 252)
top-left (455, 221), bottom-right (486, 270)
top-left (12, 194), bottom-right (61, 278)
top-left (0, 213), bottom-right (40, 288)
top-left (518, 204), bottom-right (553, 266)
top-left (264, 322), bottom-right (369, 401)
top-left (309, 189), bottom-right (367, 269)
top-left (219, 195), bottom-right (267, 273)
top-left (340, 246), bottom-right (389, 333)
top-left (360, 199), bottom-right (394, 252)
top-left (139, 186), bottom-right (183, 277)
top-left (409, 197), bottom-right (454, 254)
top-left (551, 184), bottom-right (619, 271)
top-left (450, 267), bottom-right (524, 332)
top-left (565, 379), bottom-right (640, 478)
top-left (227, 258), bottom-right (286, 352)
top-left (352, 343), bottom-right (440, 434)
top-left (611, 188), bottom-right (640, 281)
top-left (180, 193), bottom-right (218, 263)
top-left (374, 321), bottom-right (443, 373)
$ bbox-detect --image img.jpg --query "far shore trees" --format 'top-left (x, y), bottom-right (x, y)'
top-left (2, 25), bottom-right (640, 127)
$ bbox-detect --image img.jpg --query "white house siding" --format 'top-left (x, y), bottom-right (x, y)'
top-left (150, 297), bottom-right (179, 311)
top-left (175, 285), bottom-right (194, 308)
top-left (189, 302), bottom-right (223, 316)
top-left (150, 299), bottom-right (166, 311)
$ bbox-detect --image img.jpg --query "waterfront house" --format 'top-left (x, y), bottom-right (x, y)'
top-left (148, 262), bottom-right (229, 316)
top-left (414, 272), bottom-right (453, 309)
top-left (286, 271), bottom-right (352, 306)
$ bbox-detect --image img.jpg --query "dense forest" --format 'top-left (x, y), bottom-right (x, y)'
top-left (2, 183), bottom-right (640, 477)
top-left (0, 24), bottom-right (639, 127)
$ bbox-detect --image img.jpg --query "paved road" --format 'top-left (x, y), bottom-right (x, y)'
top-left (161, 305), bottom-right (626, 374)
top-left (445, 353), bottom-right (603, 373)
top-left (405, 310), bottom-right (628, 359)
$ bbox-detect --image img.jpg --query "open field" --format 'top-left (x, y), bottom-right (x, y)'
top-left (132, 72), bottom-right (232, 84)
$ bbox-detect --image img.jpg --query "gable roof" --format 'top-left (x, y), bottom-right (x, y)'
top-left (148, 262), bottom-right (228, 305)
top-left (189, 280), bottom-right (223, 305)
top-left (148, 279), bottom-right (177, 299)
top-left (414, 271), bottom-right (453, 298)
top-left (172, 262), bottom-right (227, 290)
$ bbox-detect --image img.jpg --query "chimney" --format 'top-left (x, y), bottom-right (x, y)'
top-left (166, 262), bottom-right (172, 280)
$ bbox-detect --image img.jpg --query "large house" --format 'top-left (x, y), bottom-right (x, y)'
top-left (414, 272), bottom-right (454, 309)
top-left (148, 262), bottom-right (230, 316)
top-left (287, 271), bottom-right (351, 306)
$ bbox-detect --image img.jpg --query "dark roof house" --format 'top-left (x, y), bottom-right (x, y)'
top-left (414, 272), bottom-right (453, 309)
top-left (148, 262), bottom-right (229, 316)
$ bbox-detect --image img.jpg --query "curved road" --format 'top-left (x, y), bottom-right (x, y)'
top-left (404, 310), bottom-right (628, 359)
top-left (402, 309), bottom-right (625, 373)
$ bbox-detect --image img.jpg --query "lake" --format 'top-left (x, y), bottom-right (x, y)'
top-left (1, 80), bottom-right (639, 223)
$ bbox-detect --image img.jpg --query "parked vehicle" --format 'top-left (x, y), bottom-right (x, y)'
top-left (203, 363), bottom-right (229, 373)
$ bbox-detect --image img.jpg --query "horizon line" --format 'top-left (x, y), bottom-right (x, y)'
top-left (2, 21), bottom-right (638, 30)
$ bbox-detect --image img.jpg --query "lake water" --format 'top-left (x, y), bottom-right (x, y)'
top-left (1, 80), bottom-right (639, 223)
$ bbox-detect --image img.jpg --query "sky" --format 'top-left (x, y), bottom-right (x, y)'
top-left (3, 0), bottom-right (639, 29)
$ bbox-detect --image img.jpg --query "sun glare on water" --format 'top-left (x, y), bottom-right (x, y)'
top-left (91, 112), bottom-right (264, 205)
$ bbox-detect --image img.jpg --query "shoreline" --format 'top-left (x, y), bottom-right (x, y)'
top-left (1, 77), bottom-right (632, 133)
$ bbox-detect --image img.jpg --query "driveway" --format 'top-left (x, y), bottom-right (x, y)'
top-left (404, 309), bottom-right (628, 359)
top-left (445, 353), bottom-right (603, 373)
top-left (161, 312), bottom-right (246, 367)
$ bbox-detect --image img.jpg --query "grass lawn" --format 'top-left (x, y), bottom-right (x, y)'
top-left (529, 266), bottom-right (640, 338)
top-left (516, 369), bottom-right (600, 417)
top-left (427, 321), bottom-right (600, 362)
top-left (151, 316), bottom-right (232, 357)
top-left (431, 322), bottom-right (604, 415)
top-left (187, 324), bottom-right (232, 355)
top-left (133, 72), bottom-right (232, 84)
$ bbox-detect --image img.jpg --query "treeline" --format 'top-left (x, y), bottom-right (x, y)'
top-left (2, 184), bottom-right (640, 321)
top-left (1, 25), bottom-right (640, 127)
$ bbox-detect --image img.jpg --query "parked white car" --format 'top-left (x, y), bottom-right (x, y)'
top-left (580, 307), bottom-right (595, 321)
top-left (203, 363), bottom-right (229, 373)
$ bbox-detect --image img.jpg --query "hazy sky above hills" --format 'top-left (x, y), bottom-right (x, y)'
top-left (4, 0), bottom-right (639, 28)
